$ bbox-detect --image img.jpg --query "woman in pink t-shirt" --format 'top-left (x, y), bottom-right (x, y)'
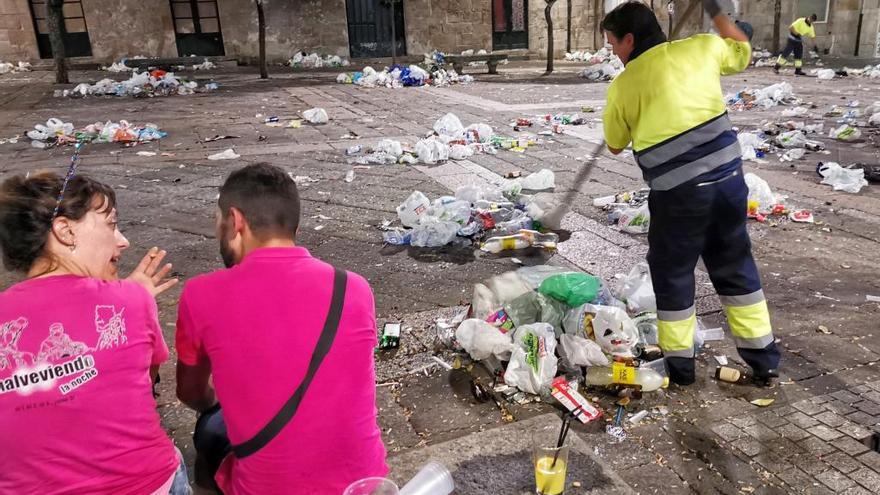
top-left (0, 171), bottom-right (190, 495)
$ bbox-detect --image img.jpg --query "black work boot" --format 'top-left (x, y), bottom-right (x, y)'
top-left (795, 68), bottom-right (807, 76)
top-left (665, 357), bottom-right (696, 386)
top-left (738, 341), bottom-right (782, 387)
top-left (773, 64), bottom-right (781, 74)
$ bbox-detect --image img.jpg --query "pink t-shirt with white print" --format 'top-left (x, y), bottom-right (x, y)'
top-left (0, 275), bottom-right (178, 494)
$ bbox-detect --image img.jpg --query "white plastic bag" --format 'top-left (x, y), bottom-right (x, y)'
top-left (559, 334), bottom-right (609, 367)
top-left (737, 132), bottom-right (764, 161)
top-left (590, 306), bottom-right (640, 358)
top-left (449, 144), bottom-right (474, 161)
top-left (410, 218), bottom-right (460, 247)
top-left (485, 271), bottom-right (534, 307)
top-left (617, 203), bottom-right (650, 234)
top-left (455, 319), bottom-right (514, 361)
top-left (465, 123), bottom-right (494, 143)
top-left (303, 107), bottom-right (329, 124)
top-left (519, 169), bottom-right (556, 190)
top-left (433, 113), bottom-right (465, 138)
top-left (618, 263), bottom-right (656, 314)
top-left (504, 323), bottom-right (558, 395)
top-left (829, 124), bottom-right (861, 141)
top-left (818, 162), bottom-right (869, 193)
top-left (816, 69), bottom-right (835, 80)
top-left (207, 148), bottom-right (240, 160)
top-left (396, 191), bottom-right (430, 227)
top-left (776, 130), bottom-right (807, 148)
top-left (376, 139), bottom-right (403, 158)
top-left (745, 173), bottom-right (778, 213)
top-left (781, 106), bottom-right (809, 117)
top-left (415, 138), bottom-right (449, 164)
top-left (781, 148), bottom-right (806, 162)
top-left (472, 283), bottom-right (498, 320)
top-left (869, 113), bottom-right (880, 127)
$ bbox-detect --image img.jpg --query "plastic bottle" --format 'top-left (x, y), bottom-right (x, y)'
top-left (585, 365), bottom-right (666, 392)
top-left (714, 366), bottom-right (751, 384)
top-left (480, 229), bottom-right (558, 253)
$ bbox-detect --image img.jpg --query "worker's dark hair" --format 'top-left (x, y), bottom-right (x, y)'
top-left (601, 1), bottom-right (667, 62)
top-left (219, 163), bottom-right (300, 240)
top-left (0, 172), bottom-right (116, 272)
top-left (809, 13), bottom-right (818, 21)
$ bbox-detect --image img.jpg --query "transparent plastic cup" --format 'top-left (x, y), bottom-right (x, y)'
top-left (398, 461), bottom-right (455, 495)
top-left (343, 477), bottom-right (399, 495)
top-left (533, 426), bottom-right (570, 495)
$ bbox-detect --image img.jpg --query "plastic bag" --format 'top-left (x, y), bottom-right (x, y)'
top-left (433, 113), bottom-right (465, 137)
top-left (466, 123), bottom-right (494, 143)
top-left (781, 106), bottom-right (809, 117)
top-left (449, 144), bottom-right (474, 161)
top-left (816, 69), bottom-right (835, 80)
top-left (396, 191), bottom-right (430, 227)
top-left (590, 306), bottom-right (640, 358)
top-left (776, 130), bottom-right (807, 148)
top-left (207, 148), bottom-right (240, 160)
top-left (415, 138), bottom-right (449, 164)
top-left (429, 198), bottom-right (471, 225)
top-left (376, 139), bottom-right (403, 158)
top-left (504, 291), bottom-right (567, 335)
top-left (485, 271), bottom-right (534, 307)
top-left (829, 124), bottom-right (861, 141)
top-left (869, 113), bottom-right (880, 127)
top-left (618, 203), bottom-right (650, 234)
top-left (519, 169), bottom-right (556, 190)
top-left (410, 219), bottom-right (460, 247)
top-left (516, 265), bottom-right (574, 289)
top-left (617, 263), bottom-right (656, 314)
top-left (455, 319), bottom-right (514, 361)
top-left (559, 334), bottom-right (609, 367)
top-left (505, 323), bottom-right (558, 395)
top-left (472, 283), bottom-right (498, 320)
top-left (538, 273), bottom-right (602, 307)
top-left (745, 173), bottom-right (778, 213)
top-left (303, 108), bottom-right (329, 124)
top-left (818, 162), bottom-right (869, 193)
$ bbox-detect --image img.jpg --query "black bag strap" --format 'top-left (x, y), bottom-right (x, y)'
top-left (231, 267), bottom-right (348, 458)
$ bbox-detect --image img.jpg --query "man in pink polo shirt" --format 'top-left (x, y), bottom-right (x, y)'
top-left (175, 163), bottom-right (387, 494)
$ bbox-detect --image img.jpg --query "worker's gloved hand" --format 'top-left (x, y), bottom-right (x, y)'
top-left (702, 0), bottom-right (723, 18)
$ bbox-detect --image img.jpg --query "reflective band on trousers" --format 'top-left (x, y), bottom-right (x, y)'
top-left (722, 293), bottom-right (774, 349)
top-left (649, 140), bottom-right (742, 191)
top-left (657, 309), bottom-right (696, 355)
top-left (636, 114), bottom-right (734, 169)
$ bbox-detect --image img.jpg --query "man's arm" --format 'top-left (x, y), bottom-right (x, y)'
top-left (176, 358), bottom-right (217, 413)
top-left (703, 1), bottom-right (749, 42)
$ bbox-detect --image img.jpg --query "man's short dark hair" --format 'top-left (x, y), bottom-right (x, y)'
top-left (219, 163), bottom-right (300, 240)
top-left (601, 1), bottom-right (667, 61)
top-left (810, 14), bottom-right (818, 21)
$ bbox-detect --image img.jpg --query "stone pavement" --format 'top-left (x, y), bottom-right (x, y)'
top-left (1, 61), bottom-right (879, 493)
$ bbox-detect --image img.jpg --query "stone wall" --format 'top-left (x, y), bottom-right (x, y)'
top-left (219, 0), bottom-right (349, 63)
top-left (404, 0), bottom-right (492, 56)
top-left (80, 0), bottom-right (176, 61)
top-left (0, 0), bottom-right (38, 60)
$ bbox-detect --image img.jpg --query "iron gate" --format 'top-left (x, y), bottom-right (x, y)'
top-left (346, 0), bottom-right (406, 58)
top-left (169, 0), bottom-right (225, 56)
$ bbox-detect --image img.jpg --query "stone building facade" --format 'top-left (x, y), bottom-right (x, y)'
top-left (0, 0), bottom-right (876, 64)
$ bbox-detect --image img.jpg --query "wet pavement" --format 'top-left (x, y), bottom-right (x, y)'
top-left (1, 59), bottom-right (880, 493)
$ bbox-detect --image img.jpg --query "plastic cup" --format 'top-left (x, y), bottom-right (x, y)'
top-left (533, 426), bottom-right (570, 495)
top-left (398, 461), bottom-right (455, 495)
top-left (343, 477), bottom-right (399, 495)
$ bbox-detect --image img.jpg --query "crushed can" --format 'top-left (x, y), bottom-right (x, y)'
top-left (378, 322), bottom-right (401, 350)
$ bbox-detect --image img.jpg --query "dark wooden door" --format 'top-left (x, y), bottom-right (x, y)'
top-left (28, 0), bottom-right (92, 59)
top-left (170, 0), bottom-right (225, 56)
top-left (493, 0), bottom-right (529, 50)
top-left (346, 0), bottom-right (406, 58)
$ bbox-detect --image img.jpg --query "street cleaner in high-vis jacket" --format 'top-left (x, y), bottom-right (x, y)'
top-left (601, 1), bottom-right (780, 386)
top-left (774, 14), bottom-right (819, 76)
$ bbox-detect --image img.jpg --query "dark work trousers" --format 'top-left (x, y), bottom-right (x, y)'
top-left (647, 167), bottom-right (781, 385)
top-left (193, 405), bottom-right (231, 492)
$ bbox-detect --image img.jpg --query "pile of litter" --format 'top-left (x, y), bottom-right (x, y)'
top-left (567, 47), bottom-right (624, 81)
top-left (836, 64), bottom-right (880, 78)
top-left (726, 82), bottom-right (801, 110)
top-left (751, 47), bottom-right (775, 67)
top-left (0, 61), bottom-right (32, 74)
top-left (58, 69), bottom-right (216, 98)
top-left (337, 63), bottom-right (474, 88)
top-left (288, 51), bottom-right (349, 68)
top-left (26, 118), bottom-right (166, 148)
top-left (592, 189), bottom-right (651, 234)
top-left (383, 174), bottom-right (557, 248)
top-left (427, 263), bottom-right (729, 425)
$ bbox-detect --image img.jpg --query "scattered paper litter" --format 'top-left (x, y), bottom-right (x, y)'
top-left (207, 148), bottom-right (240, 160)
